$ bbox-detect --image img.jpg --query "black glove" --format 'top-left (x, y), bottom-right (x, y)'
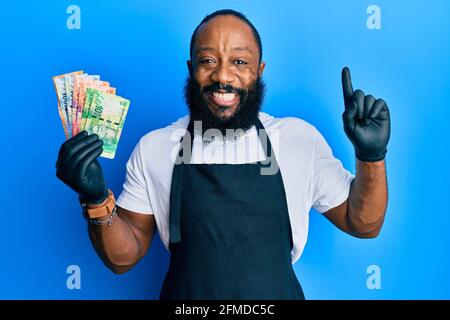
top-left (56, 131), bottom-right (108, 204)
top-left (341, 67), bottom-right (391, 162)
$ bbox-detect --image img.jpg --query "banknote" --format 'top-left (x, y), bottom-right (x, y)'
top-left (80, 83), bottom-right (115, 132)
top-left (64, 76), bottom-right (75, 133)
top-left (53, 77), bottom-right (70, 138)
top-left (71, 74), bottom-right (100, 135)
top-left (52, 70), bottom-right (83, 138)
top-left (53, 71), bottom-right (130, 159)
top-left (84, 90), bottom-right (130, 159)
top-left (72, 75), bottom-right (107, 135)
top-left (82, 88), bottom-right (98, 132)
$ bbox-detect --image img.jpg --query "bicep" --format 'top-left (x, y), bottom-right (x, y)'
top-left (116, 205), bottom-right (156, 258)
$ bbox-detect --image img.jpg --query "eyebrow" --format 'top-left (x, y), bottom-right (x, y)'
top-left (195, 46), bottom-right (253, 55)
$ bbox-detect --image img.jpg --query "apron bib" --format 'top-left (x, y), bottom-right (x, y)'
top-left (160, 118), bottom-right (304, 300)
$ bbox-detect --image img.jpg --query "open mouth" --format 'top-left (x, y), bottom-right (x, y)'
top-left (207, 91), bottom-right (240, 108)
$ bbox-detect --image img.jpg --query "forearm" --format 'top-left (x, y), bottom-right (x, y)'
top-left (87, 205), bottom-right (142, 274)
top-left (347, 159), bottom-right (388, 235)
top-left (55, 132), bottom-right (150, 273)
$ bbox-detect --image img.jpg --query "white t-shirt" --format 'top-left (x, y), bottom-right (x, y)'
top-left (116, 112), bottom-right (355, 263)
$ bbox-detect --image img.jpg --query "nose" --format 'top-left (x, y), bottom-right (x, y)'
top-left (210, 62), bottom-right (235, 85)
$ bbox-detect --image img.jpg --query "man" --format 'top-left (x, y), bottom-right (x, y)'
top-left (56, 9), bottom-right (390, 300)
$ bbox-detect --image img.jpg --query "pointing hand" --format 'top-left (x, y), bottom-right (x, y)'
top-left (341, 67), bottom-right (391, 162)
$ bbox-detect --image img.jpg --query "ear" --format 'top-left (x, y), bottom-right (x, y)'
top-left (258, 61), bottom-right (266, 77)
top-left (187, 60), bottom-right (192, 74)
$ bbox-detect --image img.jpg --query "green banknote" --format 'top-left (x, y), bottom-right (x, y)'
top-left (84, 90), bottom-right (130, 159)
top-left (82, 88), bottom-right (100, 131)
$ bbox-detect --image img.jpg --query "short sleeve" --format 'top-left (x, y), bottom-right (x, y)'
top-left (311, 129), bottom-right (355, 213)
top-left (116, 140), bottom-right (154, 214)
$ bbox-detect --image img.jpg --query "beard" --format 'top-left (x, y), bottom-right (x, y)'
top-left (183, 73), bottom-right (266, 136)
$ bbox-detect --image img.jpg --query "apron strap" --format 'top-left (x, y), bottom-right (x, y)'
top-left (254, 117), bottom-right (274, 165)
top-left (169, 120), bottom-right (193, 249)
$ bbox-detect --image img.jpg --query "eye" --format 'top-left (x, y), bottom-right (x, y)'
top-left (199, 58), bottom-right (215, 64)
top-left (234, 59), bottom-right (248, 65)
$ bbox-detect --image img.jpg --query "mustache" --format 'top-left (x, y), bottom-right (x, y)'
top-left (201, 82), bottom-right (247, 96)
top-left (184, 74), bottom-right (266, 135)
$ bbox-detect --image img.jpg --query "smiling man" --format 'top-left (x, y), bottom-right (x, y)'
top-left (184, 11), bottom-right (265, 135)
top-left (56, 9), bottom-right (390, 300)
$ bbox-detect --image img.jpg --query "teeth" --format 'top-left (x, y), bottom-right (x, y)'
top-left (212, 92), bottom-right (236, 101)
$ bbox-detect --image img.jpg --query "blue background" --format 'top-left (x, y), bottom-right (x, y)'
top-left (1, 0), bottom-right (449, 299)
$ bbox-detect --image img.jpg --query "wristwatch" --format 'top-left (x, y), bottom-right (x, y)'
top-left (81, 189), bottom-right (116, 220)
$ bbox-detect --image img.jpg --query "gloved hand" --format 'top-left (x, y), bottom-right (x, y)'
top-left (56, 131), bottom-right (108, 204)
top-left (341, 67), bottom-right (391, 162)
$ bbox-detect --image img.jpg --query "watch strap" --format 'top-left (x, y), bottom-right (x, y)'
top-left (81, 189), bottom-right (115, 219)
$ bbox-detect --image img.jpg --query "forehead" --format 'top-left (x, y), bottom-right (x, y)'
top-left (193, 15), bottom-right (259, 56)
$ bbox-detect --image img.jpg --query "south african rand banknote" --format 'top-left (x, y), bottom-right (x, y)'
top-left (84, 90), bottom-right (130, 159)
top-left (53, 71), bottom-right (130, 158)
top-left (53, 71), bottom-right (114, 137)
top-left (71, 73), bottom-right (100, 136)
top-left (52, 70), bottom-right (83, 138)
top-left (75, 77), bottom-right (114, 135)
top-left (80, 84), bottom-right (116, 133)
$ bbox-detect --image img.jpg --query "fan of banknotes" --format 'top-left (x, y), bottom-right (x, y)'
top-left (52, 70), bottom-right (130, 159)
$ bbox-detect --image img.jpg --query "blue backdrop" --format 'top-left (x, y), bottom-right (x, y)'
top-left (1, 0), bottom-right (449, 299)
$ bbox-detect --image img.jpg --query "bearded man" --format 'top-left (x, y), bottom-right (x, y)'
top-left (56, 9), bottom-right (390, 300)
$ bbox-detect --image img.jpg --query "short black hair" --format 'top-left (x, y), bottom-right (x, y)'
top-left (189, 9), bottom-right (263, 65)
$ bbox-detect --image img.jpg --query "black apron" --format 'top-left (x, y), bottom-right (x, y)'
top-left (159, 118), bottom-right (305, 300)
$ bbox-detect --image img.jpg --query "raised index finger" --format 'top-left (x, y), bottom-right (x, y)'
top-left (341, 67), bottom-right (354, 106)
